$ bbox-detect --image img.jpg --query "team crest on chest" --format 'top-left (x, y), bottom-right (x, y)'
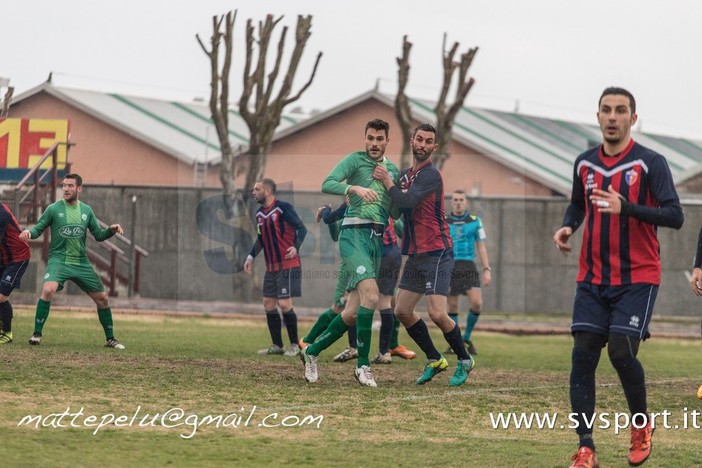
top-left (625, 169), bottom-right (638, 186)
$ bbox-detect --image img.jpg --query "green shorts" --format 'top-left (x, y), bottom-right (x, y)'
top-left (338, 226), bottom-right (383, 291)
top-left (43, 261), bottom-right (105, 293)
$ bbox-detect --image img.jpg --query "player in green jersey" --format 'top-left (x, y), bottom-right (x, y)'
top-left (301, 118), bottom-right (399, 387)
top-left (20, 174), bottom-right (126, 349)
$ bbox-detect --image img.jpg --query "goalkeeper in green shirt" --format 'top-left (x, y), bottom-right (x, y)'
top-left (20, 174), bottom-right (126, 349)
top-left (301, 118), bottom-right (399, 387)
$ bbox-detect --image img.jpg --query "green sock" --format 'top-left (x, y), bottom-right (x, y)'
top-left (355, 306), bottom-right (374, 366)
top-left (34, 299), bottom-right (51, 334)
top-left (448, 313), bottom-right (459, 326)
top-left (303, 308), bottom-right (337, 344)
top-left (464, 310), bottom-right (480, 341)
top-left (97, 308), bottom-right (114, 340)
top-left (307, 314), bottom-right (349, 356)
top-left (389, 316), bottom-right (401, 349)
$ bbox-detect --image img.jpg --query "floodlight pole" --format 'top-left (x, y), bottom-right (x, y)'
top-left (127, 194), bottom-right (138, 298)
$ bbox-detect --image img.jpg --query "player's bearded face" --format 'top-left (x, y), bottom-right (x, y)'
top-left (62, 180), bottom-right (80, 202)
top-left (252, 183), bottom-right (267, 204)
top-left (365, 129), bottom-right (388, 161)
top-left (410, 130), bottom-right (438, 162)
top-left (597, 94), bottom-right (637, 145)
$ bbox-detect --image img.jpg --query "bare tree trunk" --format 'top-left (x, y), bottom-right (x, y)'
top-left (395, 35), bottom-right (413, 170)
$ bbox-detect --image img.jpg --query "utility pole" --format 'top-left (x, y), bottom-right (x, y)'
top-left (0, 77), bottom-right (14, 117)
top-left (127, 194), bottom-right (138, 298)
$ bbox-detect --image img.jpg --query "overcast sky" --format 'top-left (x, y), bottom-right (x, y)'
top-left (3, 0), bottom-right (702, 139)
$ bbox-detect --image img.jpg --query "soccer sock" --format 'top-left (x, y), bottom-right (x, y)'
top-left (448, 312), bottom-right (459, 326)
top-left (570, 346), bottom-right (602, 444)
top-left (406, 319), bottom-right (441, 361)
top-left (347, 323), bottom-right (357, 348)
top-left (378, 308), bottom-right (394, 354)
top-left (444, 324), bottom-right (471, 360)
top-left (282, 309), bottom-right (299, 345)
top-left (355, 306), bottom-right (374, 367)
top-left (303, 308), bottom-right (336, 344)
top-left (34, 299), bottom-right (51, 334)
top-left (0, 301), bottom-right (12, 333)
top-left (265, 309), bottom-right (284, 348)
top-left (307, 314), bottom-right (349, 357)
top-left (464, 310), bottom-right (480, 341)
top-left (389, 316), bottom-right (400, 349)
top-left (97, 308), bottom-right (115, 340)
top-left (611, 356), bottom-right (647, 416)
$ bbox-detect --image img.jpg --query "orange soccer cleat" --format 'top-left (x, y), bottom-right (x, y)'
top-left (389, 344), bottom-right (417, 360)
top-left (628, 422), bottom-right (653, 466)
top-left (569, 446), bottom-right (599, 468)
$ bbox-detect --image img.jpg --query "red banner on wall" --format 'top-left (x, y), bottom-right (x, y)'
top-left (0, 118), bottom-right (70, 180)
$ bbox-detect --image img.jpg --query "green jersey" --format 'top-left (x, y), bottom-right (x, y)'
top-left (321, 151), bottom-right (399, 226)
top-left (29, 200), bottom-right (115, 266)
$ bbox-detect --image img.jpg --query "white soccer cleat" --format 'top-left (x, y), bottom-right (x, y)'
top-left (105, 338), bottom-right (125, 350)
top-left (302, 349), bottom-right (319, 383)
top-left (354, 365), bottom-right (378, 387)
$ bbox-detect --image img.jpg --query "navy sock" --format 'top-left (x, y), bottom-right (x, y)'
top-left (0, 301), bottom-right (12, 333)
top-left (444, 324), bottom-right (470, 360)
top-left (612, 356), bottom-right (647, 416)
top-left (378, 308), bottom-right (394, 354)
top-left (347, 322), bottom-right (357, 348)
top-left (282, 309), bottom-right (298, 345)
top-left (570, 346), bottom-right (602, 439)
top-left (406, 319), bottom-right (441, 360)
top-left (265, 309), bottom-right (284, 348)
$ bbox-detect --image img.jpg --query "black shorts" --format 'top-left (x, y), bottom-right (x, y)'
top-left (449, 260), bottom-right (481, 296)
top-left (377, 243), bottom-right (401, 296)
top-left (0, 259), bottom-right (29, 296)
top-left (398, 249), bottom-right (454, 296)
top-left (262, 267), bottom-right (302, 299)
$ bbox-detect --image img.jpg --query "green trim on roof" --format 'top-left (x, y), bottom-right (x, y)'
top-left (109, 94), bottom-right (220, 151)
top-left (172, 102), bottom-right (248, 144)
top-left (503, 113), bottom-right (583, 152)
top-left (550, 119), bottom-right (600, 143)
top-left (409, 99), bottom-right (571, 186)
top-left (641, 134), bottom-right (699, 170)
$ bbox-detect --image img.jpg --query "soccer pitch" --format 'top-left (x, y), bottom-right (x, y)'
top-left (2, 308), bottom-right (701, 467)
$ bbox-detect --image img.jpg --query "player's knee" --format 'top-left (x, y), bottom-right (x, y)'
top-left (607, 333), bottom-right (640, 362)
top-left (470, 303), bottom-right (482, 314)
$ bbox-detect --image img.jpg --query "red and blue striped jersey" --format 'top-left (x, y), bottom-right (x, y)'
top-left (389, 160), bottom-right (453, 255)
top-left (250, 199), bottom-right (307, 272)
top-left (563, 140), bottom-right (683, 285)
top-left (0, 203), bottom-right (31, 264)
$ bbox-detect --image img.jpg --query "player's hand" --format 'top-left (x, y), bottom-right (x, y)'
top-left (482, 269), bottom-right (492, 287)
top-left (590, 186), bottom-right (622, 215)
top-left (349, 185), bottom-right (378, 203)
top-left (110, 224), bottom-right (124, 235)
top-left (690, 268), bottom-right (702, 297)
top-left (285, 246), bottom-right (298, 259)
top-left (316, 204), bottom-right (332, 223)
top-left (553, 226), bottom-right (573, 255)
top-left (244, 256), bottom-right (253, 274)
top-left (19, 230), bottom-right (31, 241)
top-left (371, 165), bottom-right (392, 187)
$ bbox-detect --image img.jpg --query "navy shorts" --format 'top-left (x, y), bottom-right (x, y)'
top-left (571, 282), bottom-right (658, 340)
top-left (377, 243), bottom-right (401, 296)
top-left (0, 260), bottom-right (29, 296)
top-left (449, 260), bottom-right (480, 295)
top-left (398, 249), bottom-right (454, 296)
top-left (262, 267), bottom-right (302, 299)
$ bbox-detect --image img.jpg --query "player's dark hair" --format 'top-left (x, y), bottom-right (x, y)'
top-left (412, 123), bottom-right (438, 140)
top-left (365, 119), bottom-right (390, 138)
top-left (452, 189), bottom-right (467, 197)
top-left (259, 178), bottom-right (277, 194)
top-left (64, 173), bottom-right (83, 186)
top-left (599, 87), bottom-right (636, 114)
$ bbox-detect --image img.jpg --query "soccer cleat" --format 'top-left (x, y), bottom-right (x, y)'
top-left (697, 384), bottom-right (702, 400)
top-left (628, 422), bottom-right (653, 466)
top-left (257, 344), bottom-right (285, 355)
top-left (0, 331), bottom-right (13, 344)
top-left (570, 446), bottom-right (599, 468)
top-left (389, 344), bottom-right (417, 360)
top-left (354, 365), bottom-right (377, 387)
top-left (28, 333), bottom-right (42, 346)
top-left (298, 339), bottom-right (309, 351)
top-left (416, 357), bottom-right (449, 385)
top-left (333, 347), bottom-right (358, 362)
top-left (449, 356), bottom-right (475, 387)
top-left (464, 339), bottom-right (478, 355)
top-left (372, 352), bottom-right (392, 364)
top-left (301, 348), bottom-right (318, 383)
top-left (105, 338), bottom-right (125, 350)
top-left (284, 343), bottom-right (300, 357)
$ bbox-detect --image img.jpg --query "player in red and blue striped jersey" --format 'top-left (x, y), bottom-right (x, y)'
top-left (554, 87), bottom-right (684, 468)
top-left (0, 203), bottom-right (31, 343)
top-left (244, 178), bottom-right (307, 357)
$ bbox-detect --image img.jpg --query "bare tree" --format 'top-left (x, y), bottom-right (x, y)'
top-left (240, 14), bottom-right (322, 190)
top-left (395, 35), bottom-right (414, 170)
top-left (395, 33), bottom-right (478, 170)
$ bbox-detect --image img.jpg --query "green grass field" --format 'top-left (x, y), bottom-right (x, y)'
top-left (1, 308), bottom-right (701, 467)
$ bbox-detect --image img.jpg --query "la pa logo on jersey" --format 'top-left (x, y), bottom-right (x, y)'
top-left (625, 169), bottom-right (638, 186)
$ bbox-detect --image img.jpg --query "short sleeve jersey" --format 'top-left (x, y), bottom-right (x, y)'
top-left (447, 212), bottom-right (486, 261)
